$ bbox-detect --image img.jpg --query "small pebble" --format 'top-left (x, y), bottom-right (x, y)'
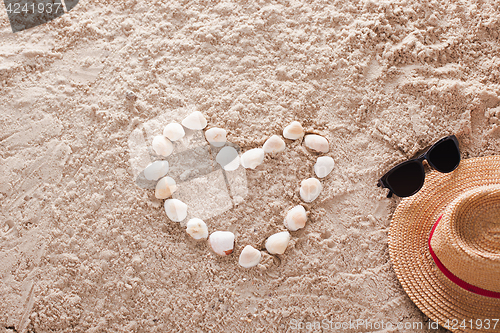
top-left (216, 146), bottom-right (240, 171)
top-left (163, 123), bottom-right (185, 141)
top-left (144, 161), bottom-right (169, 181)
top-left (155, 176), bottom-right (177, 199)
top-left (300, 178), bottom-right (322, 203)
top-left (263, 135), bottom-right (286, 153)
top-left (240, 148), bottom-right (265, 169)
top-left (125, 90), bottom-right (137, 101)
top-left (283, 121), bottom-right (304, 140)
top-left (205, 128), bottom-right (227, 147)
top-left (284, 205), bottom-right (307, 231)
top-left (152, 135), bottom-right (173, 157)
top-left (314, 156), bottom-right (335, 178)
top-left (182, 111), bottom-right (207, 130)
top-left (186, 218), bottom-right (208, 240)
top-left (304, 134), bottom-right (329, 153)
top-left (239, 245), bottom-right (262, 268)
top-left (164, 199), bottom-right (188, 222)
top-left (209, 231), bottom-right (235, 256)
top-left (265, 231), bottom-right (290, 254)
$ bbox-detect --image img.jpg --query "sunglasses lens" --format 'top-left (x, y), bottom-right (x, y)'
top-left (428, 138), bottom-right (460, 173)
top-left (386, 161), bottom-right (425, 197)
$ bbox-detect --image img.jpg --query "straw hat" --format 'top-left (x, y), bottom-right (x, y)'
top-left (389, 156), bottom-right (500, 333)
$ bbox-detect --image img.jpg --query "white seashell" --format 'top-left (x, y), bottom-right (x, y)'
top-left (284, 205), bottom-right (308, 231)
top-left (152, 135), bottom-right (173, 157)
top-left (314, 156), bottom-right (335, 178)
top-left (182, 111), bottom-right (207, 130)
top-left (300, 178), bottom-right (322, 203)
top-left (155, 176), bottom-right (177, 199)
top-left (304, 134), bottom-right (329, 153)
top-left (240, 148), bottom-right (265, 169)
top-left (216, 146), bottom-right (240, 171)
top-left (205, 128), bottom-right (227, 147)
top-left (263, 135), bottom-right (286, 153)
top-left (209, 231), bottom-right (235, 256)
top-left (186, 218), bottom-right (208, 240)
top-left (238, 245), bottom-right (262, 268)
top-left (163, 123), bottom-right (185, 141)
top-left (164, 199), bottom-right (188, 222)
top-left (144, 161), bottom-right (169, 181)
top-left (283, 121), bottom-right (304, 140)
top-left (265, 231), bottom-right (291, 254)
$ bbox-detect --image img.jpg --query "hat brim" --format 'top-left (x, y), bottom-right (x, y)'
top-left (389, 156), bottom-right (500, 333)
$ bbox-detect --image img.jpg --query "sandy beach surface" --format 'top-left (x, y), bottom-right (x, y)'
top-left (2, 0), bottom-right (500, 332)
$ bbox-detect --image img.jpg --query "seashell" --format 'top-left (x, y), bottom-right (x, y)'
top-left (186, 218), bottom-right (208, 240)
top-left (304, 134), bottom-right (329, 153)
top-left (155, 176), bottom-right (177, 199)
top-left (216, 146), bottom-right (240, 171)
top-left (314, 156), bottom-right (335, 178)
top-left (164, 199), bottom-right (188, 222)
top-left (238, 245), bottom-right (262, 268)
top-left (240, 148), bottom-right (265, 169)
top-left (163, 123), bottom-right (185, 141)
top-left (152, 135), bottom-right (173, 157)
top-left (182, 111), bottom-right (207, 130)
top-left (263, 135), bottom-right (286, 153)
top-left (265, 231), bottom-right (291, 254)
top-left (144, 161), bottom-right (169, 181)
top-left (284, 205), bottom-right (307, 231)
top-left (300, 178), bottom-right (322, 203)
top-left (283, 121), bottom-right (304, 140)
top-left (209, 231), bottom-right (235, 256)
top-left (205, 128), bottom-right (227, 147)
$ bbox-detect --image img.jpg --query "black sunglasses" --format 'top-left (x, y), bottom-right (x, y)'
top-left (377, 135), bottom-right (460, 198)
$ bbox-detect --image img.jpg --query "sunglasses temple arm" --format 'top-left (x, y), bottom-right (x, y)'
top-left (378, 180), bottom-right (394, 198)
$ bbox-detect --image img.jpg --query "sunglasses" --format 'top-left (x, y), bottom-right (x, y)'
top-left (377, 135), bottom-right (460, 198)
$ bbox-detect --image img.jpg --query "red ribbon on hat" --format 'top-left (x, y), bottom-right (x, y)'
top-left (428, 215), bottom-right (500, 299)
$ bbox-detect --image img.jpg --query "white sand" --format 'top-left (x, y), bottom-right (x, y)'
top-left (2, 0), bottom-right (500, 332)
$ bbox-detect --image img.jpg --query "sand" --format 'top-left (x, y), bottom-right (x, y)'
top-left (1, 0), bottom-right (500, 332)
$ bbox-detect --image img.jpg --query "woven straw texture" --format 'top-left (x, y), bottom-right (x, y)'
top-left (389, 156), bottom-right (500, 333)
top-left (431, 186), bottom-right (500, 293)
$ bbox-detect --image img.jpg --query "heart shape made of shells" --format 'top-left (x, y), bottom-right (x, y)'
top-left (144, 111), bottom-right (334, 268)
